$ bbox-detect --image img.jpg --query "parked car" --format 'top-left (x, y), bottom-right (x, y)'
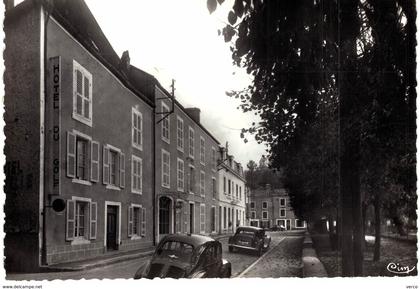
top-left (228, 226), bottom-right (271, 256)
top-left (134, 234), bottom-right (232, 279)
top-left (270, 224), bottom-right (285, 231)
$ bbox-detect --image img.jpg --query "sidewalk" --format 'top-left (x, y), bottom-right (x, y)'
top-left (301, 232), bottom-right (328, 277)
top-left (42, 233), bottom-right (232, 272)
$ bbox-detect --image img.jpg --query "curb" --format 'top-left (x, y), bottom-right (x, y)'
top-left (43, 250), bottom-right (155, 272)
top-left (301, 232), bottom-right (328, 277)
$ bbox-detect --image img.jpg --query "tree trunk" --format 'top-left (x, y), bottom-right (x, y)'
top-left (338, 0), bottom-right (361, 277)
top-left (373, 195), bottom-right (381, 261)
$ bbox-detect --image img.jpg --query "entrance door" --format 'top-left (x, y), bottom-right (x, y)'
top-left (106, 206), bottom-right (118, 250)
top-left (189, 203), bottom-right (194, 233)
top-left (286, 219), bottom-right (291, 230)
top-left (159, 197), bottom-right (171, 238)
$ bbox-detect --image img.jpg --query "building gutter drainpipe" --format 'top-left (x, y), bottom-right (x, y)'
top-left (152, 103), bottom-right (156, 246)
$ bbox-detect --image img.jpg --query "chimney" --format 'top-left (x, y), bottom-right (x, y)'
top-left (220, 147), bottom-right (226, 160)
top-left (119, 50), bottom-right (130, 75)
top-left (185, 107), bottom-right (200, 123)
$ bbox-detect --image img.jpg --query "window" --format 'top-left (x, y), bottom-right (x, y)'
top-left (200, 204), bottom-right (206, 233)
top-left (200, 136), bottom-right (205, 164)
top-left (128, 204), bottom-right (146, 237)
top-left (177, 158), bottom-right (184, 192)
top-left (66, 199), bottom-right (97, 241)
top-left (280, 198), bottom-right (286, 207)
top-left (239, 186), bottom-right (242, 200)
top-left (162, 150), bottom-right (170, 188)
top-left (262, 211), bottom-right (268, 219)
top-left (250, 202), bottom-right (255, 209)
top-left (251, 211), bottom-right (256, 219)
top-left (76, 138), bottom-right (88, 181)
top-left (211, 206), bottom-right (216, 232)
top-left (211, 147), bottom-right (217, 171)
top-left (223, 207), bottom-right (227, 228)
top-left (67, 130), bottom-right (99, 184)
top-left (72, 60), bottom-right (92, 126)
top-left (280, 209), bottom-right (286, 217)
top-left (200, 171), bottom-right (205, 197)
top-left (161, 102), bottom-right (170, 143)
top-left (212, 178), bottom-right (217, 199)
top-left (228, 180), bottom-right (231, 195)
top-left (132, 108), bottom-right (143, 150)
top-left (236, 184), bottom-right (239, 199)
top-left (188, 165), bottom-right (195, 193)
top-left (177, 116), bottom-right (184, 152)
top-left (103, 144), bottom-right (125, 189)
top-left (110, 151), bottom-right (118, 186)
top-left (131, 155), bottom-right (142, 194)
top-left (223, 177), bottom-right (226, 193)
top-left (262, 201), bottom-right (268, 209)
top-left (188, 127), bottom-right (194, 158)
top-left (295, 219), bottom-right (306, 228)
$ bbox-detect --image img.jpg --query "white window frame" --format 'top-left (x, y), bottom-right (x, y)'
top-left (279, 198), bottom-right (286, 207)
top-left (295, 219), bottom-right (306, 228)
top-left (211, 205), bottom-right (217, 233)
top-left (250, 202), bottom-right (255, 209)
top-left (129, 203), bottom-right (146, 239)
top-left (105, 144), bottom-right (123, 191)
top-left (162, 149), bottom-right (170, 188)
top-left (177, 158), bottom-right (184, 192)
top-left (251, 211), bottom-right (256, 219)
top-left (72, 60), bottom-right (92, 127)
top-left (262, 201), bottom-right (268, 209)
top-left (70, 130), bottom-right (92, 186)
top-left (200, 203), bottom-right (206, 234)
top-left (262, 211), bottom-right (268, 220)
top-left (131, 155), bottom-right (143, 194)
top-left (188, 127), bottom-right (195, 158)
top-left (212, 177), bottom-right (217, 200)
top-left (280, 208), bottom-right (286, 217)
top-left (200, 170), bottom-right (205, 197)
top-left (132, 107), bottom-right (143, 151)
top-left (200, 136), bottom-right (205, 165)
top-left (67, 196), bottom-right (95, 245)
top-left (176, 116), bottom-right (184, 152)
top-left (161, 102), bottom-right (170, 144)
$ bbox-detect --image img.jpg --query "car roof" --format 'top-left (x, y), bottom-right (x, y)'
top-left (161, 234), bottom-right (216, 247)
top-left (236, 226), bottom-right (263, 231)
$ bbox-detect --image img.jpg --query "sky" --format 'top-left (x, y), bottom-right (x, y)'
top-left (81, 0), bottom-right (266, 168)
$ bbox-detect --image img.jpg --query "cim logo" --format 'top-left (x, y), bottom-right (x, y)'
top-left (386, 262), bottom-right (416, 275)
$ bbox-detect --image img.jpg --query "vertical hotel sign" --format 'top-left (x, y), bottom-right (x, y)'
top-left (46, 56), bottom-right (61, 198)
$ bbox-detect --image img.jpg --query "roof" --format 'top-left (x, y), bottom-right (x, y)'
top-left (160, 234), bottom-right (216, 247)
top-left (236, 226), bottom-right (263, 232)
top-left (8, 0), bottom-right (154, 106)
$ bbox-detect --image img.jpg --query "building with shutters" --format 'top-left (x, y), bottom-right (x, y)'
top-left (4, 0), bottom-right (155, 272)
top-left (248, 186), bottom-right (306, 230)
top-left (128, 69), bottom-right (222, 241)
top-left (217, 147), bottom-right (246, 234)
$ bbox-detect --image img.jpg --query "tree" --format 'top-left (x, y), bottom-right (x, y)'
top-left (209, 0), bottom-right (416, 276)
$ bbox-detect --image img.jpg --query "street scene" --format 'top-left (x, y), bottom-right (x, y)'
top-left (2, 0), bottom-right (417, 287)
top-left (7, 231), bottom-right (304, 280)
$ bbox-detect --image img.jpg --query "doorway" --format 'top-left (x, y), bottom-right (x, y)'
top-left (286, 219), bottom-right (291, 230)
top-left (159, 197), bottom-right (172, 238)
top-left (189, 203), bottom-right (194, 233)
top-left (106, 205), bottom-right (118, 250)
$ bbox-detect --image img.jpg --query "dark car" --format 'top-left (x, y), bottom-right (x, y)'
top-left (228, 226), bottom-right (271, 256)
top-left (270, 224), bottom-right (285, 232)
top-left (134, 234), bottom-right (232, 279)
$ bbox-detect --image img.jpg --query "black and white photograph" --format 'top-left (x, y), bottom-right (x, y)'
top-left (1, 0), bottom-right (418, 288)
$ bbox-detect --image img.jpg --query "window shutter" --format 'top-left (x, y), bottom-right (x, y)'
top-left (128, 206), bottom-right (133, 237)
top-left (119, 153), bottom-right (125, 188)
top-left (66, 200), bottom-right (76, 241)
top-left (90, 202), bottom-right (97, 239)
top-left (141, 207), bottom-right (146, 237)
top-left (66, 132), bottom-right (76, 178)
top-left (103, 146), bottom-right (109, 184)
top-left (91, 141), bottom-right (100, 182)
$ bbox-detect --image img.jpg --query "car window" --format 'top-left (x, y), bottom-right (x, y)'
top-left (157, 241), bottom-right (194, 263)
top-left (202, 244), bottom-right (217, 265)
top-left (236, 229), bottom-right (256, 235)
